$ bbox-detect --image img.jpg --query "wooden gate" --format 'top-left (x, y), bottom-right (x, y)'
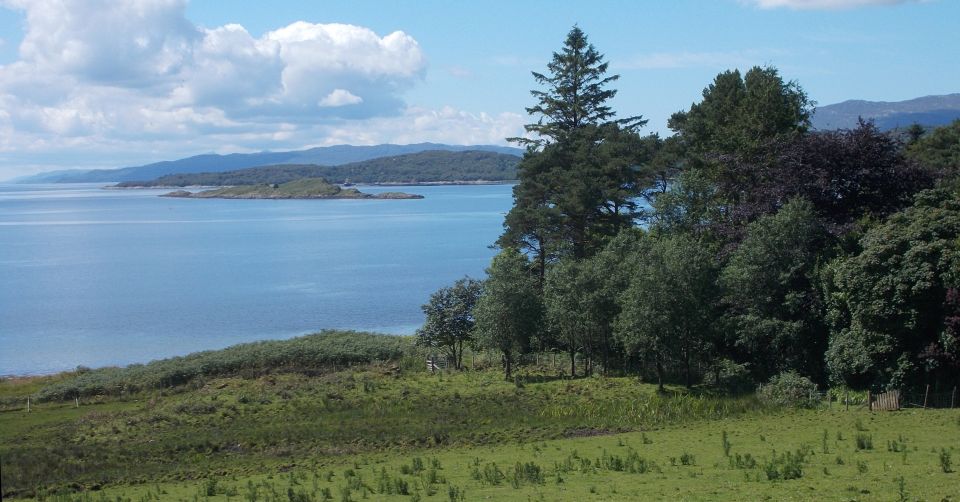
top-left (869, 390), bottom-right (900, 411)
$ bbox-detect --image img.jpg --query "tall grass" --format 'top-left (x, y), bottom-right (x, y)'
top-left (539, 391), bottom-right (771, 428)
top-left (35, 330), bottom-right (415, 401)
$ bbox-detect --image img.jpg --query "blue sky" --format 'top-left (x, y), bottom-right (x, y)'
top-left (0, 0), bottom-right (957, 180)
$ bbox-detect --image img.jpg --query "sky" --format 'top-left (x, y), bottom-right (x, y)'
top-left (0, 0), bottom-right (957, 181)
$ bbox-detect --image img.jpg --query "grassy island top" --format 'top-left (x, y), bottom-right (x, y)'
top-left (161, 178), bottom-right (423, 200)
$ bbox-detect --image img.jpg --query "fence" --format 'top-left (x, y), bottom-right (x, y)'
top-left (426, 356), bottom-right (449, 372)
top-left (866, 386), bottom-right (958, 411)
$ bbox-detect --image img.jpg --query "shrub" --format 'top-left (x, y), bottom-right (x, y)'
top-left (706, 359), bottom-right (754, 394)
top-left (758, 371), bottom-right (818, 407)
top-left (940, 449), bottom-right (953, 473)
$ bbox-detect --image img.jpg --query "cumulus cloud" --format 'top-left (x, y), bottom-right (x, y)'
top-left (318, 89), bottom-right (364, 107)
top-left (744, 0), bottom-right (920, 9)
top-left (0, 0), bottom-right (520, 179)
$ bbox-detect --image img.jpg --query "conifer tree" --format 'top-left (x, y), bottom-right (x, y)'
top-left (500, 26), bottom-right (651, 268)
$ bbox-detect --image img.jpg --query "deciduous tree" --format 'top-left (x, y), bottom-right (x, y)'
top-left (416, 277), bottom-right (483, 370)
top-left (473, 249), bottom-right (543, 379)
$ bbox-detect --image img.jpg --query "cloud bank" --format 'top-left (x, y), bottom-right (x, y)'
top-left (0, 0), bottom-right (521, 179)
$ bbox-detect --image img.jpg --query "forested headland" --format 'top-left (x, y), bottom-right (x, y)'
top-left (418, 26), bottom-right (960, 396)
top-left (114, 150), bottom-right (520, 187)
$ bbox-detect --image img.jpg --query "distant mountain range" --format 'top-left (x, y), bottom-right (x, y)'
top-left (16, 143), bottom-right (524, 183)
top-left (15, 94), bottom-right (960, 184)
top-left (811, 93), bottom-right (960, 131)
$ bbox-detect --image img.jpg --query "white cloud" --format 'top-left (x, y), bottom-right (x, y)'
top-left (744, 0), bottom-right (920, 10)
top-left (0, 0), bottom-right (520, 180)
top-left (318, 89), bottom-right (364, 107)
top-left (0, 104), bottom-right (525, 180)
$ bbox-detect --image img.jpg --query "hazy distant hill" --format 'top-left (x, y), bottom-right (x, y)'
top-left (116, 150), bottom-right (521, 187)
top-left (812, 94), bottom-right (960, 131)
top-left (18, 143), bottom-right (523, 183)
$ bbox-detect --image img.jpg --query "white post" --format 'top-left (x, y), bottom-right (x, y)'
top-left (76, 397), bottom-right (79, 408)
top-left (27, 397), bottom-right (30, 412)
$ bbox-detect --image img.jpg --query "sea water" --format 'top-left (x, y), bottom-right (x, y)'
top-left (0, 183), bottom-right (512, 374)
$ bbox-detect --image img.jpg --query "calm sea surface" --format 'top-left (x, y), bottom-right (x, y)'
top-left (0, 183), bottom-right (513, 375)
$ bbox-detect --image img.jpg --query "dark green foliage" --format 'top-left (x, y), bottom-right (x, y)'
top-left (508, 461), bottom-right (544, 488)
top-left (763, 448), bottom-right (808, 480)
top-left (36, 330), bottom-right (413, 400)
top-left (514, 26), bottom-right (644, 145)
top-left (500, 26), bottom-right (653, 264)
top-left (544, 257), bottom-right (618, 376)
top-left (706, 359), bottom-right (754, 394)
top-left (855, 434), bottom-right (873, 451)
top-left (730, 453), bottom-right (757, 469)
top-left (115, 150), bottom-right (520, 187)
top-left (615, 233), bottom-right (719, 389)
top-left (720, 199), bottom-right (829, 381)
top-left (941, 449), bottom-right (953, 473)
top-left (474, 462), bottom-right (506, 486)
top-left (473, 249), bottom-right (543, 379)
top-left (757, 371), bottom-right (819, 408)
top-left (669, 66), bottom-right (812, 158)
top-left (824, 187), bottom-right (960, 388)
top-left (416, 277), bottom-right (483, 370)
top-left (907, 119), bottom-right (960, 176)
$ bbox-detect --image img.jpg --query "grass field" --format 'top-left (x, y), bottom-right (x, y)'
top-left (2, 359), bottom-right (958, 501)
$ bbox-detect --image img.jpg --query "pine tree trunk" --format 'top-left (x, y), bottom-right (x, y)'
top-left (569, 349), bottom-right (576, 378)
top-left (656, 353), bottom-right (665, 393)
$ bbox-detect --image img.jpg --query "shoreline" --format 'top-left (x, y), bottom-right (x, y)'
top-left (0, 329), bottom-right (418, 380)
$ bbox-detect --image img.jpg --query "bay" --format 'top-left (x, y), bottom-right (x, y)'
top-left (0, 183), bottom-right (513, 375)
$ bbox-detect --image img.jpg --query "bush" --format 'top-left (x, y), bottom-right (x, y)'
top-left (758, 371), bottom-right (818, 407)
top-left (705, 359), bottom-right (754, 394)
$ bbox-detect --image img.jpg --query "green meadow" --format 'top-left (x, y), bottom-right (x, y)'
top-left (2, 337), bottom-right (957, 501)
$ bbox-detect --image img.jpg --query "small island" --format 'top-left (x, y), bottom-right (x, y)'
top-left (161, 178), bottom-right (423, 200)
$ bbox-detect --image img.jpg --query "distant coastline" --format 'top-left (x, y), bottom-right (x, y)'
top-left (107, 179), bottom-right (515, 190)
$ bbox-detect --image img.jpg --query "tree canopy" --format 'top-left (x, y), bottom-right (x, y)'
top-left (416, 277), bottom-right (483, 370)
top-left (473, 249), bottom-right (542, 379)
top-left (500, 26), bottom-right (653, 264)
top-left (824, 188), bottom-right (960, 389)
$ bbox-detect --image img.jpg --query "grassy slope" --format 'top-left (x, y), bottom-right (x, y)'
top-left (3, 362), bottom-right (959, 501)
top-left (92, 410), bottom-right (960, 501)
top-left (3, 364), bottom-right (768, 498)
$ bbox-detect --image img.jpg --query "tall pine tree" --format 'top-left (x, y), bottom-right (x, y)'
top-left (500, 27), bottom-right (652, 270)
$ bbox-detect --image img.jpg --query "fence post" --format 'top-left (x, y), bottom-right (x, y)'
top-left (27, 397), bottom-right (30, 412)
top-left (867, 390), bottom-right (872, 411)
top-left (845, 389), bottom-right (849, 411)
top-left (952, 386), bottom-right (957, 409)
top-left (923, 384), bottom-right (930, 409)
